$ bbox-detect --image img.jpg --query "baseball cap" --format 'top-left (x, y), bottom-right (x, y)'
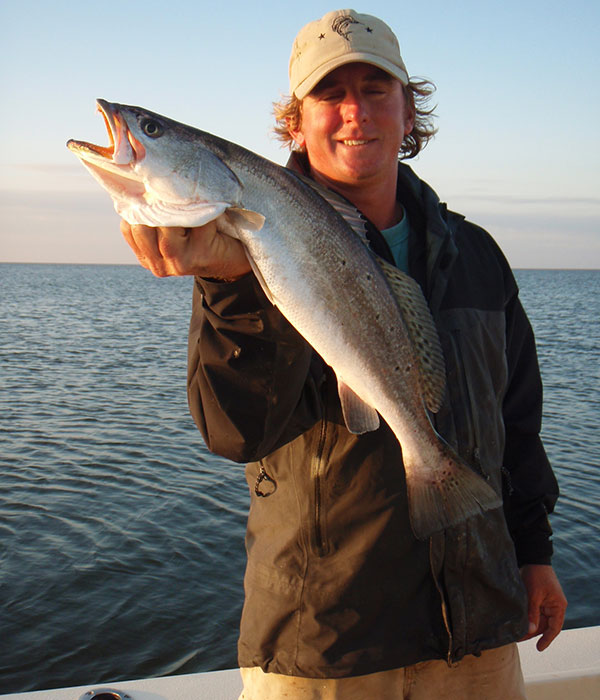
top-left (289, 9), bottom-right (409, 99)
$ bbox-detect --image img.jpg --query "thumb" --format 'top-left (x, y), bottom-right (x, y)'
top-left (527, 591), bottom-right (541, 635)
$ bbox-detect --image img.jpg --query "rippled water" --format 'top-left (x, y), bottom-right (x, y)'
top-left (0, 264), bottom-right (598, 693)
top-left (516, 269), bottom-right (600, 630)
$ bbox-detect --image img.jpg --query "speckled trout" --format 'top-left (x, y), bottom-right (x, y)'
top-left (67, 100), bottom-right (501, 538)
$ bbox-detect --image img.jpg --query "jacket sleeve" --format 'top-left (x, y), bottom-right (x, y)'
top-left (187, 272), bottom-right (321, 463)
top-left (502, 289), bottom-right (559, 566)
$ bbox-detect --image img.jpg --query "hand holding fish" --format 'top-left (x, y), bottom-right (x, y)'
top-left (120, 220), bottom-right (251, 280)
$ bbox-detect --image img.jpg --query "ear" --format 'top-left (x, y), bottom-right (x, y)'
top-left (404, 101), bottom-right (416, 136)
top-left (287, 120), bottom-right (306, 148)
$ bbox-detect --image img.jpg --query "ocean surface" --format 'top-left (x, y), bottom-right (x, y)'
top-left (0, 264), bottom-right (598, 694)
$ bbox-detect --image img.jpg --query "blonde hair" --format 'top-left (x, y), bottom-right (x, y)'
top-left (273, 78), bottom-right (437, 160)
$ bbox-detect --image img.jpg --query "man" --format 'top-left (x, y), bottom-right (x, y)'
top-left (121, 9), bottom-right (567, 699)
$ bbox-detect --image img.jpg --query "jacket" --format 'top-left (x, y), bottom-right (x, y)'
top-left (186, 156), bottom-right (559, 677)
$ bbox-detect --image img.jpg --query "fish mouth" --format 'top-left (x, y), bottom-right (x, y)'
top-left (66, 99), bottom-right (146, 199)
top-left (66, 99), bottom-right (144, 166)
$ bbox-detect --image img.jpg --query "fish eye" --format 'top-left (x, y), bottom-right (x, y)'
top-left (140, 119), bottom-right (163, 138)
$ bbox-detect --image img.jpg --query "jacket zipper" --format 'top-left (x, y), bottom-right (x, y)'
top-left (430, 538), bottom-right (453, 665)
top-left (312, 409), bottom-right (329, 557)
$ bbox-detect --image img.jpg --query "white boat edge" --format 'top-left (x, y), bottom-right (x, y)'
top-left (2, 625), bottom-right (599, 699)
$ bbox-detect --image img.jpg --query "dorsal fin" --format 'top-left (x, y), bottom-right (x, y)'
top-left (376, 258), bottom-right (446, 412)
top-left (296, 172), bottom-right (446, 412)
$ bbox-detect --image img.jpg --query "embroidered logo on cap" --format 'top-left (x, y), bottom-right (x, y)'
top-left (332, 15), bottom-right (362, 40)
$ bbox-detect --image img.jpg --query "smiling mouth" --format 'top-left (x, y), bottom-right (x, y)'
top-left (341, 139), bottom-right (373, 146)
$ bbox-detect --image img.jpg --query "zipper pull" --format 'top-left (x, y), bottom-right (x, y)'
top-left (255, 466), bottom-right (277, 497)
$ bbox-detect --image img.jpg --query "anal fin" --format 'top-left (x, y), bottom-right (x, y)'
top-left (338, 380), bottom-right (380, 434)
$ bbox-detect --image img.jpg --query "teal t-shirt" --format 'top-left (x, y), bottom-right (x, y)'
top-left (381, 209), bottom-right (410, 273)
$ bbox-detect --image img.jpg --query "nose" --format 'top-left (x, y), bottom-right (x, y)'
top-left (341, 92), bottom-right (369, 124)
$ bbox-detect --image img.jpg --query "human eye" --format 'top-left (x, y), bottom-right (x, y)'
top-left (365, 82), bottom-right (389, 96)
top-left (319, 87), bottom-right (344, 102)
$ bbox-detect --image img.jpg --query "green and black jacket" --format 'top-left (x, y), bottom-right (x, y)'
top-left (187, 155), bottom-right (559, 678)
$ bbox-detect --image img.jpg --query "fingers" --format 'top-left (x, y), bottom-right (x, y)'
top-left (154, 226), bottom-right (195, 276)
top-left (143, 226), bottom-right (189, 277)
top-left (536, 602), bottom-right (566, 651)
top-left (119, 218), bottom-right (251, 279)
top-left (120, 221), bottom-right (191, 277)
top-left (120, 221), bottom-right (159, 272)
top-left (520, 564), bottom-right (567, 651)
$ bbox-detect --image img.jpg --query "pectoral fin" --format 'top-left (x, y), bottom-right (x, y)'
top-left (225, 206), bottom-right (266, 232)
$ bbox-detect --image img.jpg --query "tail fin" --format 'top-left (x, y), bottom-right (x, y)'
top-left (406, 445), bottom-right (502, 540)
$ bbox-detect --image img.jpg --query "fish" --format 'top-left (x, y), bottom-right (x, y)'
top-left (67, 99), bottom-right (501, 539)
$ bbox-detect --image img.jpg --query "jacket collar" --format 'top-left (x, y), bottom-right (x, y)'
top-left (396, 163), bottom-right (461, 314)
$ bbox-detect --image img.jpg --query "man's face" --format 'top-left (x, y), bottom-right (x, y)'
top-left (290, 63), bottom-right (414, 190)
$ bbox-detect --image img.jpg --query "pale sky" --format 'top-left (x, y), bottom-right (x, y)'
top-left (1, 0), bottom-right (598, 268)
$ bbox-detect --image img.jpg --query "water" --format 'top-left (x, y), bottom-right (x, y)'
top-left (516, 270), bottom-right (600, 630)
top-left (0, 264), bottom-right (598, 693)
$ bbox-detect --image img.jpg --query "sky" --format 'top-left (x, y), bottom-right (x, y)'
top-left (1, 0), bottom-right (598, 268)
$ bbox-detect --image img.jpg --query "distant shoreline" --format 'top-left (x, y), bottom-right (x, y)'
top-left (1, 261), bottom-right (599, 272)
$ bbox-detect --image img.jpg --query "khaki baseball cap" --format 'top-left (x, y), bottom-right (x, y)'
top-left (289, 9), bottom-right (409, 99)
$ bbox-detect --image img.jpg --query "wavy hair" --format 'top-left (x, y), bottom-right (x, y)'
top-left (273, 78), bottom-right (437, 160)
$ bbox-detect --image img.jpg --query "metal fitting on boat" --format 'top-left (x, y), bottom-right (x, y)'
top-left (78, 690), bottom-right (132, 700)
